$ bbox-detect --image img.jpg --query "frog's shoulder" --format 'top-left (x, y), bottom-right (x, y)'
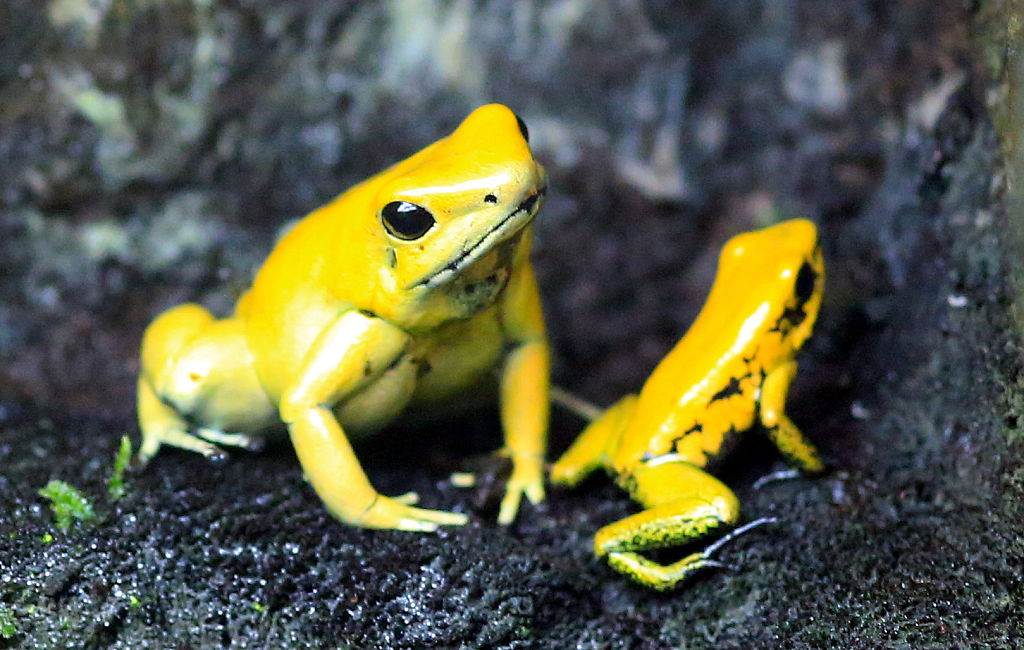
top-left (249, 194), bottom-right (371, 305)
top-left (642, 283), bottom-right (774, 400)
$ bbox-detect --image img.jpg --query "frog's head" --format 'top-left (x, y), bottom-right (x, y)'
top-left (365, 104), bottom-right (546, 318)
top-left (718, 218), bottom-right (825, 352)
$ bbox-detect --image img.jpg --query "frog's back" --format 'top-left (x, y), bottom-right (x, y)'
top-left (613, 285), bottom-right (775, 468)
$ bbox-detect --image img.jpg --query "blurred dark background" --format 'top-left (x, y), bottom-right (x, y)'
top-left (3, 2), bottom-right (1024, 648)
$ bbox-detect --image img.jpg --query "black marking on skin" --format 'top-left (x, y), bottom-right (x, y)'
top-left (415, 358), bottom-right (432, 378)
top-left (709, 375), bottom-right (747, 404)
top-left (453, 272), bottom-right (507, 315)
top-left (471, 273), bottom-right (500, 295)
top-left (741, 346), bottom-right (759, 367)
top-left (414, 186), bottom-right (547, 288)
top-left (502, 339), bottom-right (523, 358)
top-left (383, 353), bottom-right (405, 374)
top-left (769, 257), bottom-right (818, 336)
top-left (664, 421), bottom-right (705, 459)
top-left (768, 304), bottom-right (808, 336)
top-left (514, 113), bottom-right (530, 143)
top-left (361, 494), bottom-right (379, 517)
top-left (385, 247), bottom-right (397, 269)
top-left (795, 260), bottom-right (817, 302)
top-left (698, 425), bottom-right (742, 467)
top-left (366, 353), bottom-right (406, 380)
top-left (618, 472), bottom-right (640, 497)
top-left (358, 309), bottom-right (379, 320)
top-left (466, 271), bottom-right (500, 294)
top-left (750, 370), bottom-right (769, 419)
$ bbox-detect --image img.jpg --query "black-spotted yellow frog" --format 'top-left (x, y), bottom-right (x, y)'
top-left (137, 104), bottom-right (549, 531)
top-left (550, 218), bottom-right (825, 590)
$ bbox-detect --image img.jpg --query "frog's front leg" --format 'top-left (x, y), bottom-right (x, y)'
top-left (594, 461), bottom-right (743, 591)
top-left (759, 360), bottom-right (825, 474)
top-left (280, 309), bottom-right (467, 532)
top-left (497, 264), bottom-right (550, 524)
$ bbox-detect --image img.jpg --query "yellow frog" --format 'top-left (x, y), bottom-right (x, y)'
top-left (137, 104), bottom-right (550, 531)
top-left (550, 218), bottom-right (826, 590)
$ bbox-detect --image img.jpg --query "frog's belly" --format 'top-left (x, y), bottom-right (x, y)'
top-left (410, 312), bottom-right (505, 404)
top-left (334, 356), bottom-right (418, 437)
top-left (335, 313), bottom-right (506, 436)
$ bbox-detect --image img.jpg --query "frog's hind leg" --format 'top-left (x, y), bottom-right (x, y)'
top-left (137, 304), bottom-right (269, 465)
top-left (594, 460), bottom-right (751, 591)
top-left (550, 395), bottom-right (637, 487)
top-left (137, 377), bottom-right (227, 464)
top-left (137, 304), bottom-right (219, 464)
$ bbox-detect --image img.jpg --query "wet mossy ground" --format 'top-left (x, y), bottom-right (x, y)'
top-left (3, 2), bottom-right (1024, 648)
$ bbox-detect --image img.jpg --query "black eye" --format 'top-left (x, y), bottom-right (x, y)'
top-left (514, 113), bottom-right (530, 143)
top-left (794, 261), bottom-right (817, 302)
top-left (484, 194), bottom-right (498, 204)
top-left (381, 201), bottom-right (435, 240)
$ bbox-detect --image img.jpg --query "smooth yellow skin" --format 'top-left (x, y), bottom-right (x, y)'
top-left (551, 219), bottom-right (825, 590)
top-left (137, 104), bottom-right (550, 531)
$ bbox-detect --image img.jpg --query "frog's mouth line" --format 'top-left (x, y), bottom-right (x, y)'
top-left (414, 186), bottom-right (546, 289)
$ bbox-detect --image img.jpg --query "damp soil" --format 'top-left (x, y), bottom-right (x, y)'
top-left (3, 2), bottom-right (1023, 648)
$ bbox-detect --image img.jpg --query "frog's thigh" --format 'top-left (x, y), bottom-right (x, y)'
top-left (759, 360), bottom-right (825, 474)
top-left (550, 394), bottom-right (637, 487)
top-left (594, 461), bottom-right (740, 589)
top-left (138, 304), bottom-right (223, 463)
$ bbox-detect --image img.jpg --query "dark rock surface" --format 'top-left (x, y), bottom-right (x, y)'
top-left (3, 2), bottom-right (1023, 648)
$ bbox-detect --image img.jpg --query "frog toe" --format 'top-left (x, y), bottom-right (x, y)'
top-left (392, 491), bottom-right (420, 505)
top-left (605, 550), bottom-right (728, 591)
top-left (196, 427), bottom-right (264, 452)
top-left (497, 453), bottom-right (546, 525)
top-left (357, 494), bottom-right (468, 531)
top-left (497, 489), bottom-right (522, 526)
top-left (497, 477), bottom-right (545, 525)
top-left (142, 426), bottom-right (228, 464)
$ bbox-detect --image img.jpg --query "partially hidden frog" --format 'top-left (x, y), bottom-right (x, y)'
top-left (550, 218), bottom-right (826, 590)
top-left (137, 104), bottom-right (550, 531)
